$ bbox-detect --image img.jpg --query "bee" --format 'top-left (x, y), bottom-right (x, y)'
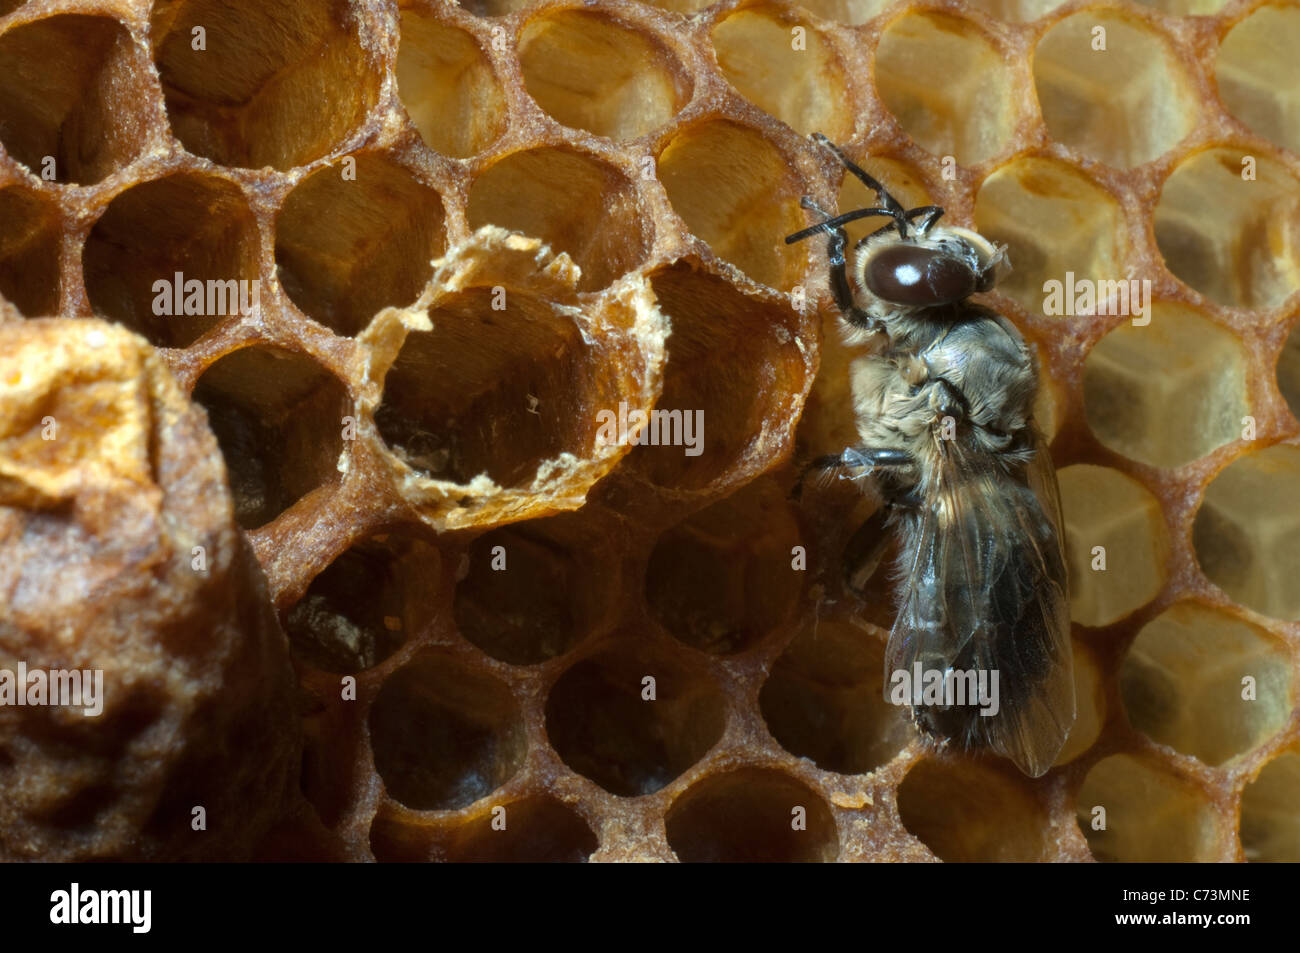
top-left (788, 134), bottom-right (1074, 778)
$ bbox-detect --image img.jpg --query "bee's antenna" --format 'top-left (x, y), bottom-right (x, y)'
top-left (810, 133), bottom-right (911, 238)
top-left (785, 202), bottom-right (894, 244)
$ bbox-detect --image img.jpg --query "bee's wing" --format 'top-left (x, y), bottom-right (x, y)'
top-left (885, 429), bottom-right (1074, 777)
top-left (1012, 425), bottom-right (1075, 769)
top-left (1024, 422), bottom-right (1067, 565)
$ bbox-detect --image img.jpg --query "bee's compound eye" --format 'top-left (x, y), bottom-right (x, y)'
top-left (865, 244), bottom-right (977, 307)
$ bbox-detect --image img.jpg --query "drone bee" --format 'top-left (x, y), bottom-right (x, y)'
top-left (788, 134), bottom-right (1074, 778)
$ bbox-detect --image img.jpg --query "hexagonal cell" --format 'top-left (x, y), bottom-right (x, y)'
top-left (1217, 5), bottom-right (1300, 155)
top-left (1083, 303), bottom-right (1248, 469)
top-left (285, 531), bottom-right (440, 674)
top-left (897, 760), bottom-right (1051, 861)
top-left (150, 0), bottom-right (380, 170)
top-left (1155, 148), bottom-right (1300, 310)
top-left (656, 120), bottom-right (804, 289)
top-left (1076, 754), bottom-right (1222, 861)
top-left (443, 796), bottom-right (598, 862)
top-left (710, 7), bottom-right (852, 140)
top-left (665, 767), bottom-right (838, 862)
top-left (1280, 319), bottom-right (1300, 423)
top-left (454, 512), bottom-right (617, 665)
top-left (1055, 640), bottom-right (1105, 766)
top-left (544, 642), bottom-right (726, 797)
top-left (1120, 603), bottom-right (1291, 766)
top-left (1057, 465), bottom-right (1169, 627)
top-left (1193, 445), bottom-right (1300, 621)
top-left (973, 158), bottom-right (1123, 319)
top-left (191, 346), bottom-right (349, 530)
top-left (1241, 749), bottom-right (1300, 862)
top-left (0, 15), bottom-right (153, 184)
top-left (369, 652), bottom-right (526, 811)
top-left (760, 620), bottom-right (913, 774)
top-left (518, 10), bottom-right (688, 140)
top-left (1033, 11), bottom-right (1197, 168)
top-left (647, 479), bottom-right (803, 655)
top-left (375, 286), bottom-right (602, 488)
top-left (626, 264), bottom-right (807, 491)
top-left (0, 185), bottom-right (59, 316)
top-left (275, 155), bottom-right (446, 338)
top-left (82, 173), bottom-right (261, 349)
top-left (467, 147), bottom-right (648, 292)
top-left (873, 12), bottom-right (1015, 165)
top-left (396, 9), bottom-right (507, 158)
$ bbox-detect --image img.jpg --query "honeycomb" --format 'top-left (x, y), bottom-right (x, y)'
top-left (0, 0), bottom-right (1298, 863)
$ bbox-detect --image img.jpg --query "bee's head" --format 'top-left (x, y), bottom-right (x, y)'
top-left (781, 135), bottom-right (1009, 320)
top-left (860, 226), bottom-right (1006, 309)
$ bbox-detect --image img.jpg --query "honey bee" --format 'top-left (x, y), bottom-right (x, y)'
top-left (788, 134), bottom-right (1074, 778)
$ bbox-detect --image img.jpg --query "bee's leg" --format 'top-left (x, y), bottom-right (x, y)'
top-left (791, 446), bottom-right (910, 501)
top-left (905, 367), bottom-right (969, 423)
top-left (827, 229), bottom-right (877, 332)
top-left (839, 446), bottom-right (912, 470)
top-left (927, 377), bottom-right (970, 423)
top-left (792, 197), bottom-right (877, 331)
top-left (843, 502), bottom-right (895, 597)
